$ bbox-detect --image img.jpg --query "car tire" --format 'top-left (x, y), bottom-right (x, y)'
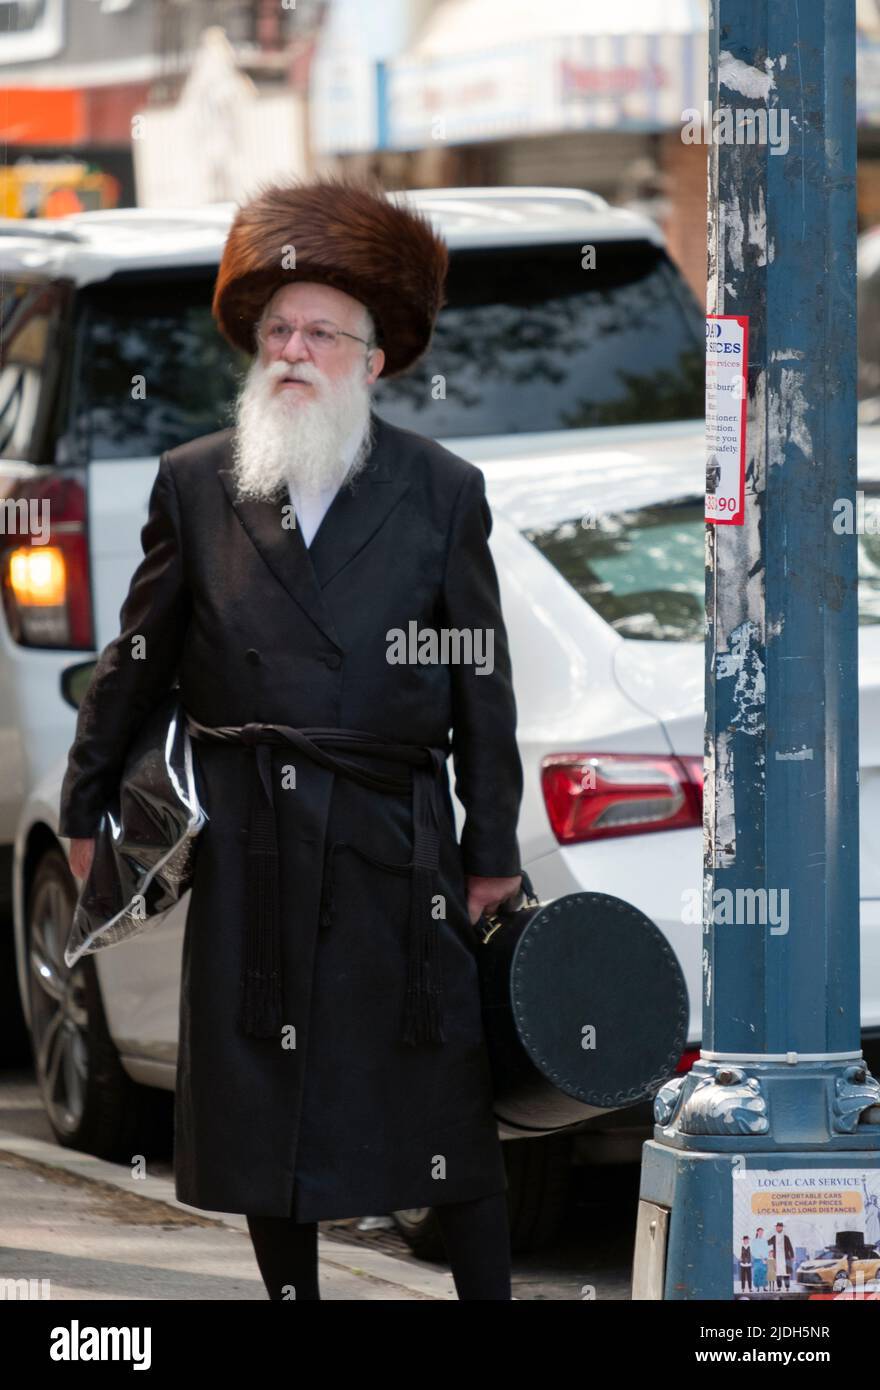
top-left (393, 1131), bottom-right (573, 1259)
top-left (504, 1131), bottom-right (573, 1250)
top-left (25, 847), bottom-right (170, 1161)
top-left (0, 909), bottom-right (32, 1064)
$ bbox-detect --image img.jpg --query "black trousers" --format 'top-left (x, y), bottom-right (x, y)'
top-left (246, 1191), bottom-right (512, 1300)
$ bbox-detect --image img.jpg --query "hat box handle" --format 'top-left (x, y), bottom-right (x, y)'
top-left (477, 868), bottom-right (540, 944)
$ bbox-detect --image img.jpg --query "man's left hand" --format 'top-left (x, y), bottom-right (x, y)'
top-left (466, 874), bottom-right (523, 925)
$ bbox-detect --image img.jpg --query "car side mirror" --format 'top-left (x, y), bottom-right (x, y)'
top-left (61, 660), bottom-right (98, 710)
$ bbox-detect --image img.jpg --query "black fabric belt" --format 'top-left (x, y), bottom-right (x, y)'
top-left (184, 714), bottom-right (449, 1047)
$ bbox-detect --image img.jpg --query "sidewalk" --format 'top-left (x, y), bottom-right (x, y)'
top-left (0, 1130), bottom-right (455, 1300)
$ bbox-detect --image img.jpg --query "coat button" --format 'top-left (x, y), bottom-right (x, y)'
top-left (322, 652), bottom-right (341, 670)
top-left (245, 648), bottom-right (261, 665)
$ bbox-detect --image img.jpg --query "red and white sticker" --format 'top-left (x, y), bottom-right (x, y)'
top-left (705, 314), bottom-right (748, 525)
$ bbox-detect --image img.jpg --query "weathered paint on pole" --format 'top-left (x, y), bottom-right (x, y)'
top-left (633, 0), bottom-right (880, 1301)
top-left (703, 0), bottom-right (859, 1062)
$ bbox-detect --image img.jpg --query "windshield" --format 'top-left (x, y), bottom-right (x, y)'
top-left (525, 495), bottom-right (880, 640)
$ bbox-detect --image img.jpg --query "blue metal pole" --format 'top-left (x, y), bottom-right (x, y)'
top-left (633, 0), bottom-right (880, 1301)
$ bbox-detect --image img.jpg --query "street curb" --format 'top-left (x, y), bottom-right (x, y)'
top-left (0, 1130), bottom-right (454, 1299)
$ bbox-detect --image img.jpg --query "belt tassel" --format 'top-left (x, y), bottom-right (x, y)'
top-left (402, 862), bottom-right (444, 1045)
top-left (239, 742), bottom-right (284, 1038)
top-left (402, 763), bottom-right (445, 1045)
top-left (318, 841), bottom-right (339, 930)
top-left (318, 832), bottom-right (445, 1045)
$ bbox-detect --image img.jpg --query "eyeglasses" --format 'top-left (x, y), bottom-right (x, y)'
top-left (256, 317), bottom-right (374, 355)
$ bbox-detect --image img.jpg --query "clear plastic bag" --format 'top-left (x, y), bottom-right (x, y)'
top-left (64, 692), bottom-right (207, 967)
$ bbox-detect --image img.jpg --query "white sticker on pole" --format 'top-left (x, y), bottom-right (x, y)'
top-left (706, 314), bottom-right (748, 526)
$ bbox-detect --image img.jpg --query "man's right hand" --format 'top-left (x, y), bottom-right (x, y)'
top-left (69, 837), bottom-right (95, 881)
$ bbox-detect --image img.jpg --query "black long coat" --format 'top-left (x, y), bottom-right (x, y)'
top-left (58, 409), bottom-right (524, 1220)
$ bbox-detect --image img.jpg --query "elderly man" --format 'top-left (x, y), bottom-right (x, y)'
top-left (59, 178), bottom-right (524, 1301)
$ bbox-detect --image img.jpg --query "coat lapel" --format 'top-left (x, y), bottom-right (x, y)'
top-left (217, 410), bottom-right (409, 648)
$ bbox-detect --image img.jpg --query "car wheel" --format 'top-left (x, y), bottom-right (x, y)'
top-left (504, 1132), bottom-right (573, 1250)
top-left (26, 847), bottom-right (169, 1160)
top-left (0, 906), bottom-right (32, 1064)
top-left (393, 1132), bottom-right (573, 1259)
top-left (392, 1205), bottom-right (445, 1260)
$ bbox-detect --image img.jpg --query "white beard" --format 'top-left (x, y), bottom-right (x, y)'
top-left (230, 354), bottom-right (375, 505)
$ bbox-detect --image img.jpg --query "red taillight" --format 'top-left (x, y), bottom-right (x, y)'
top-left (0, 472), bottom-right (93, 649)
top-left (540, 751), bottom-right (703, 844)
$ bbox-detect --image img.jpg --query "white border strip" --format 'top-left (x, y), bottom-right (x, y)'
top-left (700, 1049), bottom-right (863, 1064)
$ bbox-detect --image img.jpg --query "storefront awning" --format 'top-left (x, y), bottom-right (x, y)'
top-left (386, 1), bottom-right (709, 150)
top-left (311, 0), bottom-right (880, 154)
top-left (411, 0), bottom-right (708, 56)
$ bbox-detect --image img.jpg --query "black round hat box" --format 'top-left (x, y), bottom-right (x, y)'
top-left (476, 891), bottom-right (689, 1137)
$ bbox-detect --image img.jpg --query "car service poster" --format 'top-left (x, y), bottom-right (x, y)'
top-left (732, 1168), bottom-right (880, 1299)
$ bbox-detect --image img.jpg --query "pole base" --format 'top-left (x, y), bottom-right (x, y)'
top-left (633, 1140), bottom-right (880, 1300)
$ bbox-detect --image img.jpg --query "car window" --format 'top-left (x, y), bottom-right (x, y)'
top-left (68, 270), bottom-right (248, 461)
top-left (0, 277), bottom-right (69, 462)
top-left (525, 495), bottom-right (880, 639)
top-left (68, 243), bottom-right (704, 460)
top-left (372, 240), bottom-right (705, 435)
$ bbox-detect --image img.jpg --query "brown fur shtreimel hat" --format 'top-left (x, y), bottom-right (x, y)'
top-left (212, 176), bottom-right (449, 378)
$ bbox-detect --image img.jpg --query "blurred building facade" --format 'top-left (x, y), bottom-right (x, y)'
top-left (3, 0), bottom-right (880, 299)
top-left (0, 0), bottom-right (323, 214)
top-left (311, 0), bottom-right (880, 300)
top-left (310, 0), bottom-right (709, 296)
